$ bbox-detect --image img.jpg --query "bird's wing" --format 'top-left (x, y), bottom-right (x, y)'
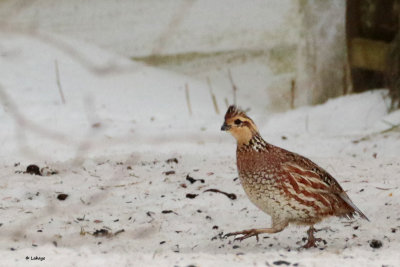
top-left (281, 152), bottom-right (344, 194)
top-left (281, 152), bottom-right (369, 221)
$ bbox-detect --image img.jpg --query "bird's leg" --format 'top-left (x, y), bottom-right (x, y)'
top-left (225, 221), bottom-right (287, 242)
top-left (303, 225), bottom-right (323, 249)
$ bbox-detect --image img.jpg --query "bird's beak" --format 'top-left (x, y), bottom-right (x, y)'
top-left (221, 122), bottom-right (231, 131)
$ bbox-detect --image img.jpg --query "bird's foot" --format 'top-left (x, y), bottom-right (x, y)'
top-left (224, 229), bottom-right (260, 242)
top-left (301, 225), bottom-right (325, 249)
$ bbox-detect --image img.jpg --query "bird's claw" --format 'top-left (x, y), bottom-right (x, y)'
top-left (302, 237), bottom-right (323, 249)
top-left (224, 230), bottom-right (260, 242)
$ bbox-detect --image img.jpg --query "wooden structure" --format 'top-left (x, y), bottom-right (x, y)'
top-left (346, 0), bottom-right (399, 93)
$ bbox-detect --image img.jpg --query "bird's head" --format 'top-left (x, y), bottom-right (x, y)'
top-left (221, 105), bottom-right (259, 145)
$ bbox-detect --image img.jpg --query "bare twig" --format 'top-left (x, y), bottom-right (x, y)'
top-left (54, 60), bottom-right (66, 104)
top-left (227, 69), bottom-right (237, 105)
top-left (206, 77), bottom-right (220, 114)
top-left (203, 188), bottom-right (237, 200)
top-left (185, 83), bottom-right (192, 116)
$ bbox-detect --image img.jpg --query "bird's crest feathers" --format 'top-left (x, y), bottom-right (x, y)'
top-left (224, 105), bottom-right (248, 121)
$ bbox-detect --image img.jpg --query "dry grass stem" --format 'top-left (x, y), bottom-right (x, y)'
top-left (185, 83), bottom-right (192, 116)
top-left (55, 60), bottom-right (66, 104)
top-left (207, 77), bottom-right (220, 115)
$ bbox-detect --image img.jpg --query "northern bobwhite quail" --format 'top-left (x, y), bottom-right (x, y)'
top-left (221, 105), bottom-right (368, 248)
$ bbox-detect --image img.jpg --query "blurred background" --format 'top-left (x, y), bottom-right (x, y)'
top-left (1, 0), bottom-right (398, 113)
top-left (0, 0), bottom-right (399, 162)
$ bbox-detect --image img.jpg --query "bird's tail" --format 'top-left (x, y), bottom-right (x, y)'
top-left (339, 192), bottom-right (370, 221)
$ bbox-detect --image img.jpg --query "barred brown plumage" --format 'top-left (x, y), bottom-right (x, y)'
top-left (221, 105), bottom-right (368, 248)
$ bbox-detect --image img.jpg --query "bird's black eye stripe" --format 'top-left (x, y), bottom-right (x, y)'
top-left (234, 119), bottom-right (242, 125)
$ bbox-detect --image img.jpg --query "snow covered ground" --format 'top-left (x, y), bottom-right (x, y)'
top-left (1, 32), bottom-right (400, 266)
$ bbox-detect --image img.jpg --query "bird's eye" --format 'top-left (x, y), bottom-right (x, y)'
top-left (234, 119), bottom-right (242, 125)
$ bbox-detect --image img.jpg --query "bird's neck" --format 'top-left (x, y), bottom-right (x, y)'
top-left (237, 133), bottom-right (269, 152)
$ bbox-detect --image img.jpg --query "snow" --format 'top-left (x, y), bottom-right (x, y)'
top-left (0, 0), bottom-right (298, 56)
top-left (1, 32), bottom-right (400, 267)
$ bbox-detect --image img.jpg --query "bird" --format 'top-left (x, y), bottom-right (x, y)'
top-left (220, 105), bottom-right (368, 248)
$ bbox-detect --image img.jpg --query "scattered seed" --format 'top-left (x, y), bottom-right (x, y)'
top-left (186, 193), bottom-right (198, 199)
top-left (162, 210), bottom-right (177, 215)
top-left (212, 225), bottom-right (219, 230)
top-left (114, 229), bottom-right (125, 236)
top-left (164, 171), bottom-right (175, 175)
top-left (273, 260), bottom-right (291, 266)
top-left (57, 194), bottom-right (68, 201)
top-left (26, 164), bottom-right (41, 175)
top-left (232, 245), bottom-right (240, 249)
top-left (369, 239), bottom-right (382, 248)
top-left (166, 158), bottom-right (179, 164)
top-left (186, 175), bottom-right (205, 184)
top-left (93, 229), bottom-right (109, 237)
top-left (162, 210), bottom-right (172, 214)
top-left (186, 175), bottom-right (196, 183)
